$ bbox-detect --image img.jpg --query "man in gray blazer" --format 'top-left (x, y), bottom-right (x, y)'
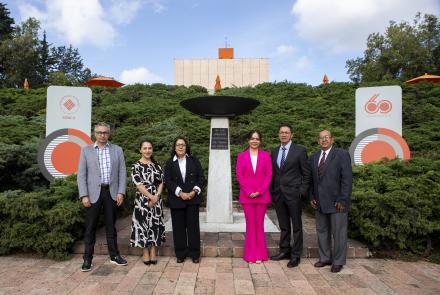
top-left (310, 130), bottom-right (352, 273)
top-left (77, 122), bottom-right (127, 272)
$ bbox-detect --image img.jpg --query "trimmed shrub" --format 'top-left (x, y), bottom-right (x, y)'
top-left (349, 158), bottom-right (440, 254)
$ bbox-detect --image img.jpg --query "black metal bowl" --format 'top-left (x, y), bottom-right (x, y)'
top-left (180, 96), bottom-right (260, 118)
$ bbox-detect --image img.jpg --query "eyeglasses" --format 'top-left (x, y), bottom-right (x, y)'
top-left (95, 131), bottom-right (110, 136)
top-left (319, 136), bottom-right (331, 141)
top-left (279, 131), bottom-right (291, 135)
top-left (176, 144), bottom-right (186, 147)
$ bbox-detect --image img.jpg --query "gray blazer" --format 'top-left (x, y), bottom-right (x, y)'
top-left (77, 143), bottom-right (127, 204)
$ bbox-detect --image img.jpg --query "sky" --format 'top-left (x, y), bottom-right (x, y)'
top-left (4, 0), bottom-right (440, 86)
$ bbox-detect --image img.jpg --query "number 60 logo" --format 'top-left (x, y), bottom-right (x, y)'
top-left (364, 94), bottom-right (392, 114)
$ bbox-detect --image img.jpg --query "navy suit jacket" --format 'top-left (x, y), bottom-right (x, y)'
top-left (164, 155), bottom-right (204, 209)
top-left (270, 143), bottom-right (311, 202)
top-left (310, 147), bottom-right (352, 214)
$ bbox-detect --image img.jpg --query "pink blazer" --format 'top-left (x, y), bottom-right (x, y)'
top-left (236, 149), bottom-right (273, 204)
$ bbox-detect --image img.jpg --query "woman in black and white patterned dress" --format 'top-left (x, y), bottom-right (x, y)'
top-left (130, 139), bottom-right (165, 265)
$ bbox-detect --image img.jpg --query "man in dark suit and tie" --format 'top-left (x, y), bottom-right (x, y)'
top-left (270, 123), bottom-right (311, 268)
top-left (310, 130), bottom-right (352, 273)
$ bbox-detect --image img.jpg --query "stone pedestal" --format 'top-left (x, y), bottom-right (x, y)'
top-left (206, 118), bottom-right (233, 223)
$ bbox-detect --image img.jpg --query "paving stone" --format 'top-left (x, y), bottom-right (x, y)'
top-left (139, 272), bottom-right (162, 285)
top-left (194, 278), bottom-right (215, 294)
top-left (233, 268), bottom-right (252, 280)
top-left (2, 254), bottom-right (440, 295)
top-left (234, 279), bottom-right (255, 294)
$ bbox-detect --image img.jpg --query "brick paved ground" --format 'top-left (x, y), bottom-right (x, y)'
top-left (0, 255), bottom-right (439, 294)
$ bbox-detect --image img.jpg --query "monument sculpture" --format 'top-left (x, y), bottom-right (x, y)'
top-left (180, 96), bottom-right (259, 225)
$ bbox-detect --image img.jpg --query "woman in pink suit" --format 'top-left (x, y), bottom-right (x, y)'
top-left (236, 130), bottom-right (273, 263)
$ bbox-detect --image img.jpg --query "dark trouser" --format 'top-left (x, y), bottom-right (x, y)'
top-left (315, 210), bottom-right (348, 265)
top-left (273, 194), bottom-right (303, 258)
top-left (170, 205), bottom-right (200, 260)
top-left (83, 186), bottom-right (119, 260)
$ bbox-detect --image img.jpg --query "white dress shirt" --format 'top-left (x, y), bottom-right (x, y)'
top-left (318, 146), bottom-right (333, 165)
top-left (173, 154), bottom-right (202, 197)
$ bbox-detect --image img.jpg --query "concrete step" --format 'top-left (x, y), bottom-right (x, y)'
top-left (73, 210), bottom-right (371, 258)
top-left (73, 231), bottom-right (371, 258)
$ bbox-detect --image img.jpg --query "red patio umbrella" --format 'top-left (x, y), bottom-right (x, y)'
top-left (405, 73), bottom-right (440, 84)
top-left (84, 76), bottom-right (124, 88)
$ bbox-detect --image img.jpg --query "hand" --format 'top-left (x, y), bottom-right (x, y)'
top-left (149, 195), bottom-right (158, 207)
top-left (116, 193), bottom-right (124, 206)
top-left (249, 192), bottom-right (259, 199)
top-left (189, 191), bottom-right (196, 200)
top-left (335, 201), bottom-right (345, 212)
top-left (310, 199), bottom-right (318, 209)
top-left (180, 192), bottom-right (189, 200)
top-left (81, 196), bottom-right (91, 208)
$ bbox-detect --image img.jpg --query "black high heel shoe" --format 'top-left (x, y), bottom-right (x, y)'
top-left (150, 260), bottom-right (157, 265)
top-left (143, 260), bottom-right (151, 265)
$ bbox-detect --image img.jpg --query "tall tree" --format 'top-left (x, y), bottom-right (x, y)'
top-left (37, 31), bottom-right (52, 83)
top-left (0, 2), bottom-right (14, 42)
top-left (346, 13), bottom-right (440, 83)
top-left (50, 45), bottom-right (92, 85)
top-left (0, 17), bottom-right (41, 87)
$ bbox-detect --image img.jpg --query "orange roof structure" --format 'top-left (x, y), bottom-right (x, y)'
top-left (84, 76), bottom-right (124, 88)
top-left (322, 74), bottom-right (329, 84)
top-left (405, 73), bottom-right (440, 84)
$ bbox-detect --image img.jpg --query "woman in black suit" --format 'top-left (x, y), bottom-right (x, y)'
top-left (164, 136), bottom-right (204, 263)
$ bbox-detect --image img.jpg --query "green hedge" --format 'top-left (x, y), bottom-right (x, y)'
top-left (0, 174), bottom-right (138, 260)
top-left (349, 157), bottom-right (440, 254)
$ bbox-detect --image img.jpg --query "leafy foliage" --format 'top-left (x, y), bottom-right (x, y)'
top-left (0, 6), bottom-right (93, 88)
top-left (346, 13), bottom-right (440, 83)
top-left (0, 176), bottom-right (84, 259)
top-left (0, 80), bottom-right (439, 257)
top-left (349, 158), bottom-right (440, 254)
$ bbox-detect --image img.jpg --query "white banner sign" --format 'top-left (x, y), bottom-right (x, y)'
top-left (355, 86), bottom-right (402, 136)
top-left (46, 86), bottom-right (92, 136)
top-left (38, 86), bottom-right (93, 181)
top-left (350, 85), bottom-right (410, 165)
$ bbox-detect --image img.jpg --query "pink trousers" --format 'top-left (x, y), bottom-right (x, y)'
top-left (242, 204), bottom-right (268, 262)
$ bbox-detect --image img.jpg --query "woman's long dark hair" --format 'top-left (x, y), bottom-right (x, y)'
top-left (139, 139), bottom-right (159, 166)
top-left (171, 136), bottom-right (191, 157)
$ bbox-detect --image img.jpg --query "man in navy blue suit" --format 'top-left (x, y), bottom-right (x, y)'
top-left (310, 130), bottom-right (352, 273)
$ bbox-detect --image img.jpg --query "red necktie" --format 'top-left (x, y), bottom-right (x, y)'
top-left (318, 151), bottom-right (326, 178)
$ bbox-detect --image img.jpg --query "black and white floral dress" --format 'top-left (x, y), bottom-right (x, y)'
top-left (130, 161), bottom-right (165, 248)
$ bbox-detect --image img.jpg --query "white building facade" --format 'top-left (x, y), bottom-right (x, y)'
top-left (174, 49), bottom-right (269, 93)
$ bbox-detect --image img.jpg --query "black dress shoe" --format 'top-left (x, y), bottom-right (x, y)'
top-left (270, 252), bottom-right (291, 261)
top-left (81, 259), bottom-right (92, 272)
top-left (287, 257), bottom-right (300, 268)
top-left (192, 258), bottom-right (200, 264)
top-left (177, 257), bottom-right (185, 263)
top-left (314, 261), bottom-right (332, 268)
top-left (331, 265), bottom-right (343, 273)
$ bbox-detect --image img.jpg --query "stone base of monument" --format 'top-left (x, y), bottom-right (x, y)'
top-left (164, 211), bottom-right (279, 233)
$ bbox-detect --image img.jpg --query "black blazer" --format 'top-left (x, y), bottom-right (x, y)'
top-left (164, 155), bottom-right (204, 209)
top-left (270, 143), bottom-right (311, 202)
top-left (309, 147), bottom-right (352, 214)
